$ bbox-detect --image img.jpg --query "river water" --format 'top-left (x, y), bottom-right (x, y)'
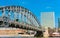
top-left (0, 36), bottom-right (60, 38)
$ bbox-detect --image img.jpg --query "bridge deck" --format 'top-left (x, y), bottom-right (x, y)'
top-left (0, 17), bottom-right (42, 31)
top-left (9, 20), bottom-right (42, 31)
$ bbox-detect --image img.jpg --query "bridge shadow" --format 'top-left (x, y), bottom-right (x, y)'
top-left (34, 31), bottom-right (43, 37)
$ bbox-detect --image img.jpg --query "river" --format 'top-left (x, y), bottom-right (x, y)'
top-left (0, 36), bottom-right (60, 38)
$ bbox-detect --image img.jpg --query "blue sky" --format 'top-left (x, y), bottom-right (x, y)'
top-left (0, 0), bottom-right (60, 28)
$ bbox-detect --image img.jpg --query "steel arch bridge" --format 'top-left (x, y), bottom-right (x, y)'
top-left (0, 6), bottom-right (42, 31)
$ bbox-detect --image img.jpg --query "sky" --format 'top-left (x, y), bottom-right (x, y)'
top-left (0, 0), bottom-right (60, 28)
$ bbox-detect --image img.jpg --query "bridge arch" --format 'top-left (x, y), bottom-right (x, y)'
top-left (0, 6), bottom-right (41, 31)
top-left (0, 6), bottom-right (43, 37)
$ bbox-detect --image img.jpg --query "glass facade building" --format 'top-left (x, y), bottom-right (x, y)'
top-left (58, 18), bottom-right (60, 28)
top-left (41, 12), bottom-right (55, 28)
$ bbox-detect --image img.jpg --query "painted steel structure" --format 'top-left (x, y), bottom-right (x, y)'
top-left (0, 6), bottom-right (41, 31)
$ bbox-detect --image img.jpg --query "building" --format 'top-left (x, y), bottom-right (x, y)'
top-left (41, 12), bottom-right (55, 28)
top-left (58, 18), bottom-right (60, 28)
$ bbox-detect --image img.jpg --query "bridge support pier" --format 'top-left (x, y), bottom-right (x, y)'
top-left (34, 31), bottom-right (43, 37)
